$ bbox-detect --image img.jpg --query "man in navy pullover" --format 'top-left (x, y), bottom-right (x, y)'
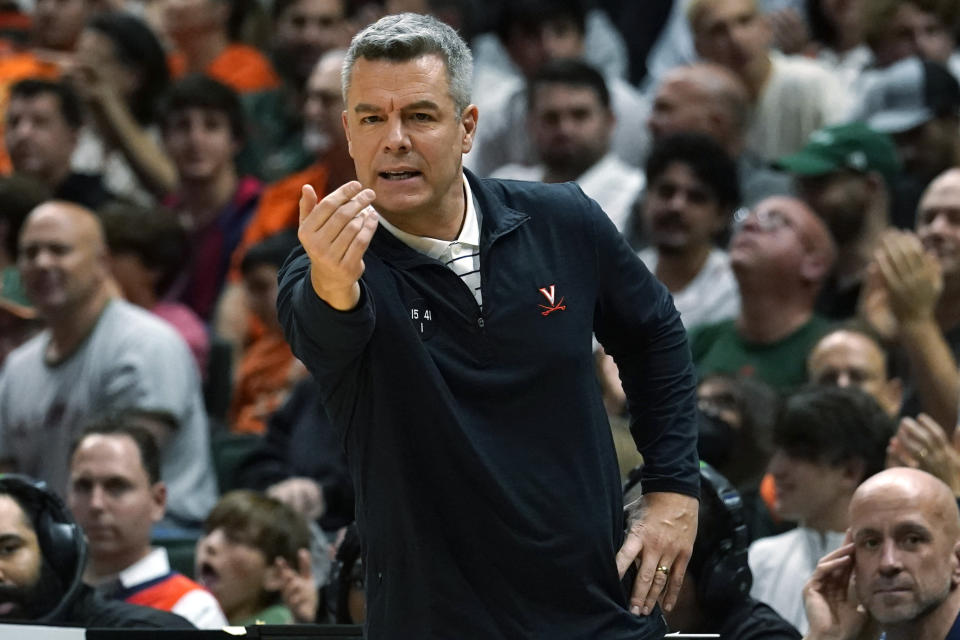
top-left (278, 12), bottom-right (700, 639)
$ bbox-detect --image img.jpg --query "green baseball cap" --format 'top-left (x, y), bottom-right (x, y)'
top-left (777, 122), bottom-right (901, 184)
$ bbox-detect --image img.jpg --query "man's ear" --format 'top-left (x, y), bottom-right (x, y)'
top-left (800, 250), bottom-right (831, 284)
top-left (952, 540), bottom-right (960, 586)
top-left (460, 104), bottom-right (478, 154)
top-left (342, 110), bottom-right (354, 158)
top-left (150, 482), bottom-right (167, 524)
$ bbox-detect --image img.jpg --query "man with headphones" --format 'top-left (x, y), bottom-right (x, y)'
top-left (645, 462), bottom-right (802, 638)
top-left (0, 474), bottom-right (193, 628)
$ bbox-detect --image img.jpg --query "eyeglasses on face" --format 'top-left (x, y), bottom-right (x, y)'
top-left (732, 206), bottom-right (796, 233)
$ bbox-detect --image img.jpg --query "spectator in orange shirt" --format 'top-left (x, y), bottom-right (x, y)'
top-left (234, 48), bottom-right (353, 267)
top-left (0, 0), bottom-right (105, 173)
top-left (162, 0), bottom-right (280, 94)
top-left (214, 49), bottom-right (351, 353)
top-left (230, 229), bottom-right (308, 435)
top-left (5, 78), bottom-right (114, 209)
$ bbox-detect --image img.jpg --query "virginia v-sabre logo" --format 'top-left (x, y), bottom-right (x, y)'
top-left (538, 284), bottom-right (566, 316)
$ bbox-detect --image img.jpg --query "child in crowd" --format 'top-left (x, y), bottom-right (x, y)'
top-left (229, 229), bottom-right (307, 434)
top-left (195, 490), bottom-right (314, 625)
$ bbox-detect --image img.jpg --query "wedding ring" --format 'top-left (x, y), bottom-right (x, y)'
top-left (656, 565), bottom-right (670, 575)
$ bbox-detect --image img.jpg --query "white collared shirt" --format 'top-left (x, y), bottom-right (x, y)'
top-left (378, 175), bottom-right (483, 307)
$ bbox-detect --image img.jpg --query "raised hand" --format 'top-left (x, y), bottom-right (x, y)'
top-left (298, 182), bottom-right (379, 311)
top-left (803, 536), bottom-right (867, 640)
top-left (267, 477), bottom-right (325, 522)
top-left (277, 548), bottom-right (319, 623)
top-left (874, 231), bottom-right (943, 327)
top-left (888, 414), bottom-right (960, 496)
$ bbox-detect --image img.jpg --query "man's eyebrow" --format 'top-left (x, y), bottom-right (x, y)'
top-left (403, 100), bottom-right (441, 111)
top-left (893, 522), bottom-right (932, 537)
top-left (353, 103), bottom-right (383, 114)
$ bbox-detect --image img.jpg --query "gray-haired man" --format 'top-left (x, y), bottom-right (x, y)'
top-left (278, 13), bottom-right (700, 638)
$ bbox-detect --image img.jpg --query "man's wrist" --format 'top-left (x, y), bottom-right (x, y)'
top-left (897, 314), bottom-right (939, 339)
top-left (311, 272), bottom-right (360, 311)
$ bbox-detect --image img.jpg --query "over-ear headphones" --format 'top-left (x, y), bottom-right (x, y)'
top-left (0, 474), bottom-right (87, 622)
top-left (696, 462), bottom-right (752, 609)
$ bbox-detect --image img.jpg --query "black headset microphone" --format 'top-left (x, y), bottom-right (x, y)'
top-left (695, 461), bottom-right (753, 609)
top-left (0, 474), bottom-right (87, 623)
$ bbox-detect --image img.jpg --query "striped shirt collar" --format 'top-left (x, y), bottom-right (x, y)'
top-left (377, 175), bottom-right (480, 260)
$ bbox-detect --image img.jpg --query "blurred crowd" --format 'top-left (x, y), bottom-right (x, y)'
top-left (2, 0), bottom-right (960, 634)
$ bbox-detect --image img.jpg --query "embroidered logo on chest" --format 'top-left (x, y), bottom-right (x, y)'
top-left (538, 284), bottom-right (566, 316)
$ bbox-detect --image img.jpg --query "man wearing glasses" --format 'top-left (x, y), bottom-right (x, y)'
top-left (690, 196), bottom-right (836, 390)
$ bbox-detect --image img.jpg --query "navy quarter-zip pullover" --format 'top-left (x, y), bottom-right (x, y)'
top-left (278, 172), bottom-right (699, 639)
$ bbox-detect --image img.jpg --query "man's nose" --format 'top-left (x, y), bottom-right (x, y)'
top-left (187, 124), bottom-right (207, 145)
top-left (667, 190), bottom-right (689, 210)
top-left (383, 115), bottom-right (410, 152)
top-left (89, 485), bottom-right (107, 510)
top-left (10, 118), bottom-right (33, 138)
top-left (836, 371), bottom-right (852, 388)
top-left (878, 539), bottom-right (903, 574)
top-left (302, 21), bottom-right (325, 43)
top-left (31, 247), bottom-right (55, 269)
top-left (928, 213), bottom-right (953, 235)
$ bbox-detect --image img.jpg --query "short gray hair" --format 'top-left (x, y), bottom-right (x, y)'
top-left (342, 13), bottom-right (473, 116)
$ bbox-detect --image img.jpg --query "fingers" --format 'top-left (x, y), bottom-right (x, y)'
top-left (879, 232), bottom-right (924, 282)
top-left (887, 435), bottom-right (917, 468)
top-left (916, 414), bottom-right (949, 444)
top-left (901, 416), bottom-right (939, 452)
top-left (621, 492), bottom-right (698, 616)
top-left (299, 184), bottom-right (318, 223)
top-left (298, 181), bottom-right (380, 307)
top-left (806, 553), bottom-right (854, 602)
top-left (809, 542), bottom-right (856, 600)
top-left (874, 244), bottom-right (900, 291)
top-left (615, 528), bottom-right (642, 579)
top-left (297, 548), bottom-right (313, 578)
top-left (896, 416), bottom-right (945, 471)
top-left (276, 554), bottom-right (318, 623)
top-left (327, 201), bottom-right (378, 265)
top-left (874, 231), bottom-right (942, 320)
top-left (631, 539), bottom-right (669, 616)
top-left (301, 186), bottom-right (375, 247)
top-left (661, 553), bottom-right (690, 613)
